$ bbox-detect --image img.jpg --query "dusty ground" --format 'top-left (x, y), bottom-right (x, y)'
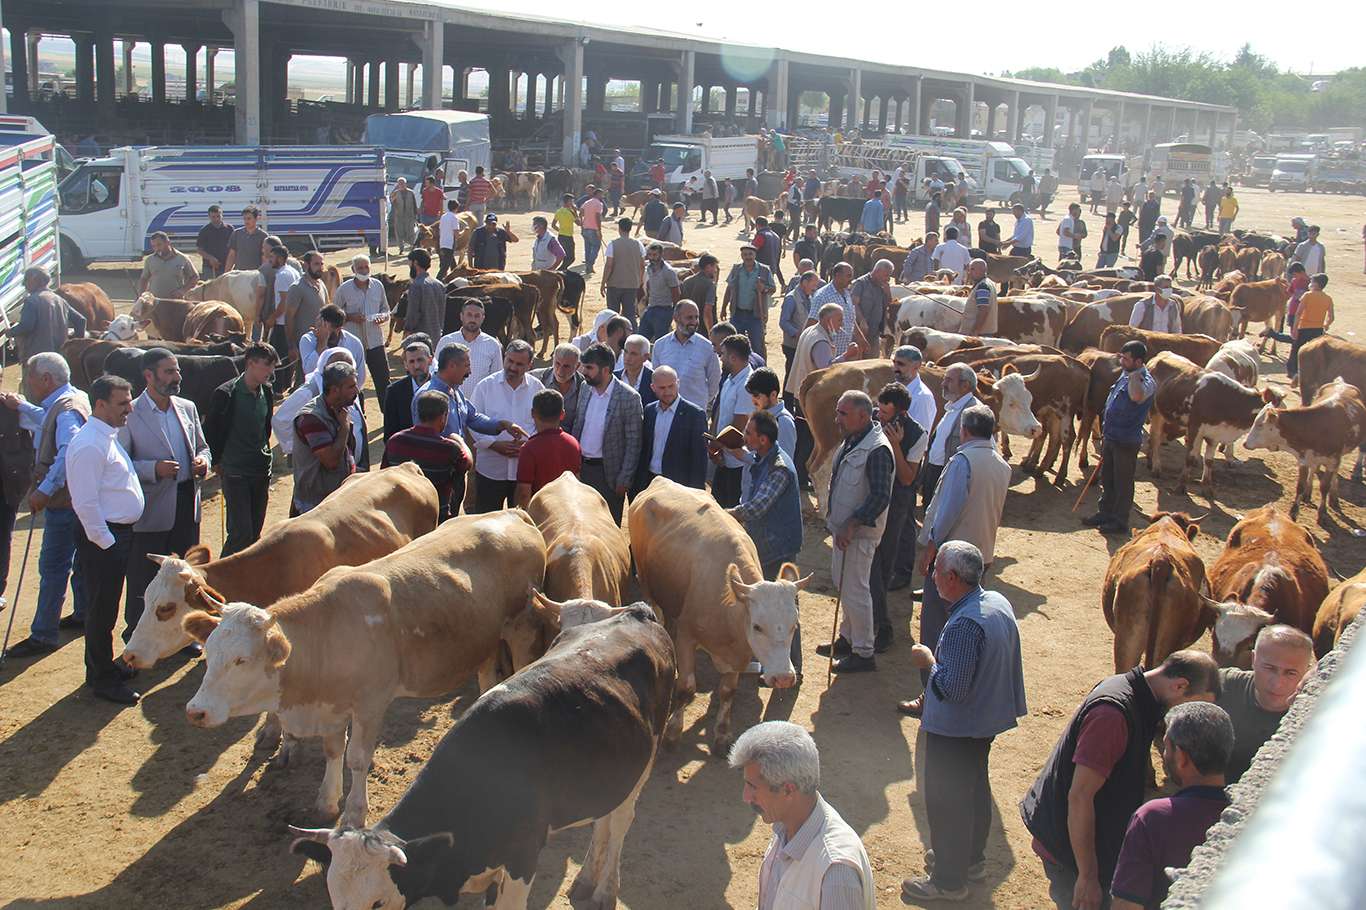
top-left (1, 186), bottom-right (1363, 910)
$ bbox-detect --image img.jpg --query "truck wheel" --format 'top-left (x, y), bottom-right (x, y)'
top-left (60, 236), bottom-right (87, 273)
top-left (1008, 192), bottom-right (1023, 206)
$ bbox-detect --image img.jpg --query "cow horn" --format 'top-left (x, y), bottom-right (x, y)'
top-left (1189, 511), bottom-right (1210, 524)
top-left (146, 553), bottom-right (171, 567)
top-left (528, 587), bottom-right (564, 617)
top-left (287, 826), bottom-right (333, 843)
top-left (199, 588), bottom-right (228, 611)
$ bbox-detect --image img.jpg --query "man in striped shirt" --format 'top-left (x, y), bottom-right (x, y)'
top-left (382, 390), bottom-right (471, 521)
top-left (466, 166), bottom-right (495, 221)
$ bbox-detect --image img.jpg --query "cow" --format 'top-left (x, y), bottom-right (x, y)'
top-left (1168, 231), bottom-right (1201, 279)
top-left (1260, 250), bottom-right (1286, 281)
top-left (287, 603), bottom-right (674, 910)
top-left (818, 196), bottom-right (867, 232)
top-left (1076, 348), bottom-right (1122, 471)
top-left (999, 354), bottom-right (1089, 484)
top-left (619, 189), bottom-right (660, 222)
top-left (1234, 245), bottom-right (1263, 278)
top-left (629, 477), bottom-right (810, 755)
top-left (1210, 269), bottom-right (1247, 301)
top-left (1228, 277), bottom-right (1289, 352)
top-left (1295, 334), bottom-right (1366, 404)
top-left (996, 296), bottom-right (1069, 346)
top-left (934, 342), bottom-right (1063, 367)
top-left (1205, 338), bottom-right (1259, 387)
top-left (55, 282), bottom-right (115, 331)
top-left (1057, 294), bottom-right (1147, 353)
top-left (1182, 295), bottom-right (1234, 342)
top-left (893, 293), bottom-right (968, 334)
top-left (130, 292), bottom-right (194, 341)
top-left (103, 346), bottom-right (241, 415)
top-left (103, 314), bottom-right (139, 341)
top-left (515, 269), bottom-right (566, 357)
top-left (1204, 506), bottom-right (1330, 667)
top-left (984, 253), bottom-right (1034, 291)
top-left (1142, 351), bottom-right (1205, 477)
top-left (1196, 246), bottom-right (1221, 290)
top-left (183, 301), bottom-right (247, 340)
top-left (183, 509), bottom-right (547, 824)
top-left (899, 327), bottom-right (1014, 363)
top-left (500, 170), bottom-right (545, 209)
top-left (1244, 378), bottom-right (1366, 522)
top-left (62, 337), bottom-right (243, 392)
top-left (1313, 567), bottom-right (1366, 656)
top-left (1177, 376), bottom-right (1284, 495)
top-left (1217, 245), bottom-right (1238, 279)
top-left (742, 195), bottom-right (778, 233)
top-left (1101, 512), bottom-right (1210, 673)
top-left (1099, 325), bottom-right (1221, 367)
top-left (501, 472), bottom-right (632, 670)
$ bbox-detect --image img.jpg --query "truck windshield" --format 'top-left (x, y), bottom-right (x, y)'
top-left (926, 158), bottom-right (966, 181)
top-left (647, 145), bottom-right (694, 168)
top-left (1003, 158), bottom-right (1031, 180)
top-left (1276, 161), bottom-right (1309, 174)
top-left (1079, 159), bottom-right (1117, 180)
top-left (386, 156), bottom-right (429, 189)
top-left (58, 163), bottom-right (121, 214)
top-left (1253, 157), bottom-right (1277, 169)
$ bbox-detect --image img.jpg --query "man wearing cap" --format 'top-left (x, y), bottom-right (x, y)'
top-left (722, 244), bottom-right (775, 362)
top-left (640, 190), bottom-right (668, 240)
top-left (469, 214), bottom-right (519, 271)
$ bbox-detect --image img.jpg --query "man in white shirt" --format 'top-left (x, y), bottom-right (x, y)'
top-left (437, 298), bottom-right (503, 397)
top-left (1129, 275), bottom-right (1183, 334)
top-left (268, 244), bottom-right (302, 389)
top-left (437, 200), bottom-right (461, 279)
top-left (299, 305), bottom-right (369, 387)
top-left (651, 300), bottom-right (721, 410)
top-left (335, 255), bottom-right (391, 397)
top-left (66, 375), bottom-right (145, 706)
top-left (711, 335), bottom-right (756, 508)
top-left (470, 339), bottom-right (543, 512)
top-left (889, 345), bottom-right (937, 588)
top-left (1292, 225), bottom-right (1326, 275)
top-left (1056, 206), bottom-right (1079, 261)
top-left (931, 226), bottom-right (972, 284)
top-left (1009, 203), bottom-right (1035, 257)
top-left (921, 363), bottom-right (981, 509)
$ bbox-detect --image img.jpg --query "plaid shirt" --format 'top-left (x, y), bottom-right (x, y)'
top-left (929, 590), bottom-right (987, 703)
top-left (732, 447), bottom-right (793, 524)
top-left (833, 425), bottom-right (894, 527)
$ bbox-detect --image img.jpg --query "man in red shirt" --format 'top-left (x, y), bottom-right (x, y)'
top-left (420, 176), bottom-right (445, 226)
top-left (514, 388), bottom-right (582, 507)
top-left (466, 166), bottom-right (495, 221)
top-left (650, 159), bottom-right (666, 190)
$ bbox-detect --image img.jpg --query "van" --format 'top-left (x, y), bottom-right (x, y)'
top-left (1269, 154), bottom-right (1317, 193)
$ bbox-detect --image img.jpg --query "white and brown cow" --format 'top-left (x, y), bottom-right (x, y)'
top-left (629, 477), bottom-right (809, 755)
top-left (289, 603), bottom-right (674, 910)
top-left (898, 327), bottom-right (1013, 363)
top-left (995, 296), bottom-right (1069, 346)
top-left (1057, 293), bottom-right (1147, 353)
top-left (183, 510), bottom-right (546, 824)
top-left (1142, 351), bottom-right (1205, 477)
top-left (1204, 338), bottom-right (1259, 387)
top-left (1176, 374), bottom-right (1285, 495)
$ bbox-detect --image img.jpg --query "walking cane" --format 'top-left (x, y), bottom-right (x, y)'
top-left (219, 494), bottom-right (226, 551)
top-left (0, 515), bottom-right (38, 668)
top-left (1072, 454), bottom-right (1104, 513)
top-left (825, 549), bottom-right (849, 688)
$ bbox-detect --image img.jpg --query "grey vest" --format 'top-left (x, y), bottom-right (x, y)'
top-left (923, 588), bottom-right (1027, 738)
top-left (18, 291), bottom-right (72, 362)
top-left (34, 390), bottom-right (91, 510)
top-left (960, 279), bottom-right (999, 335)
top-left (924, 437), bottom-right (1012, 564)
top-left (826, 423), bottom-right (894, 539)
top-left (291, 394), bottom-right (354, 512)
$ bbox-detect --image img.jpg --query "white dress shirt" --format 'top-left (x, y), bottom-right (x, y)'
top-left (904, 374), bottom-right (938, 439)
top-left (470, 371), bottom-right (544, 481)
top-left (334, 277), bottom-right (390, 349)
top-left (439, 210), bottom-right (461, 249)
top-left (1129, 296), bottom-right (1183, 334)
top-left (649, 399), bottom-right (679, 476)
top-left (931, 239), bottom-right (972, 284)
top-left (717, 364), bottom-right (755, 469)
top-left (299, 329), bottom-right (368, 386)
top-left (151, 393), bottom-right (193, 482)
top-left (65, 416), bottom-right (145, 549)
top-left (437, 330), bottom-right (503, 397)
top-left (652, 330), bottom-right (721, 410)
top-left (927, 393), bottom-right (972, 467)
top-left (578, 384), bottom-right (613, 459)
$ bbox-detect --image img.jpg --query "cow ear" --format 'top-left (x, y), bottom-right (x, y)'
top-left (183, 610), bottom-right (220, 643)
top-left (777, 563), bottom-right (814, 590)
top-left (1185, 523), bottom-right (1200, 542)
top-left (184, 545), bottom-right (213, 566)
top-left (727, 563), bottom-right (755, 604)
top-left (264, 627), bottom-right (292, 668)
top-left (400, 832), bottom-right (454, 867)
top-left (146, 553), bottom-right (170, 567)
top-left (290, 838), bottom-right (333, 866)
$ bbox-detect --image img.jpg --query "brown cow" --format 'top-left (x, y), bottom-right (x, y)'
top-left (516, 269), bottom-right (565, 357)
top-left (934, 342), bottom-right (1063, 367)
top-left (55, 282), bottom-right (115, 331)
top-left (1141, 350), bottom-right (1205, 477)
top-left (999, 354), bottom-right (1090, 484)
top-left (1204, 506), bottom-right (1330, 667)
top-left (1234, 246), bottom-right (1263, 278)
top-left (1057, 294), bottom-right (1147, 352)
top-left (1196, 247), bottom-right (1221, 291)
top-left (1210, 269), bottom-right (1246, 302)
top-left (997, 297), bottom-right (1069, 346)
top-left (1099, 325), bottom-right (1221, 367)
top-left (1182, 295), bottom-right (1233, 342)
top-left (499, 171), bottom-right (545, 209)
top-left (1217, 245), bottom-right (1238, 278)
top-left (1228, 277), bottom-right (1289, 352)
top-left (183, 301), bottom-right (247, 340)
top-left (1244, 378), bottom-right (1366, 522)
top-left (1313, 567), bottom-right (1366, 656)
top-left (1295, 334), bottom-right (1366, 404)
top-left (1177, 375), bottom-right (1284, 495)
top-left (620, 189), bottom-right (662, 222)
top-left (1259, 250), bottom-right (1286, 281)
top-left (742, 195), bottom-right (778, 233)
top-left (1076, 348), bottom-right (1122, 471)
top-left (130, 293), bottom-right (194, 341)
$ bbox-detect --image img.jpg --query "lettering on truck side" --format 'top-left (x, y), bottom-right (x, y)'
top-left (170, 185), bottom-right (246, 193)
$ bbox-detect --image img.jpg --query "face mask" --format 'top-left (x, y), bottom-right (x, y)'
top-left (1160, 289), bottom-right (1174, 300)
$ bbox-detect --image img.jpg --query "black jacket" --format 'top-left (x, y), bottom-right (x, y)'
top-left (635, 398), bottom-right (708, 494)
top-left (383, 375), bottom-right (422, 442)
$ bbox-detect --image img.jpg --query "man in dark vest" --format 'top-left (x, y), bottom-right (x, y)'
top-left (291, 360), bottom-right (359, 515)
top-left (468, 213), bottom-right (518, 270)
top-left (1020, 650), bottom-right (1220, 910)
top-left (1083, 340), bottom-right (1155, 536)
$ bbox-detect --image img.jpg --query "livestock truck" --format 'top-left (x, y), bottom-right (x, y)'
top-left (363, 109), bottom-right (491, 191)
top-left (886, 136), bottom-right (1035, 205)
top-left (628, 134), bottom-right (760, 193)
top-left (1077, 154), bottom-right (1144, 202)
top-left (816, 139), bottom-right (979, 205)
top-left (57, 145), bottom-right (387, 268)
top-left (0, 129), bottom-right (63, 329)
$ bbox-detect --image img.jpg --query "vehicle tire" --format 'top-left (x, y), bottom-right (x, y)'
top-left (59, 236), bottom-right (87, 273)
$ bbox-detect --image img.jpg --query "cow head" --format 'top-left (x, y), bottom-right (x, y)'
top-left (123, 548), bottom-right (224, 669)
top-left (501, 587), bottom-right (633, 672)
top-left (1203, 595), bottom-right (1276, 668)
top-left (184, 603), bottom-right (290, 728)
top-left (1243, 403), bottom-right (1285, 453)
top-left (986, 370), bottom-right (1043, 439)
top-left (727, 562), bottom-right (811, 689)
top-left (103, 314), bottom-right (140, 342)
top-left (130, 292), bottom-right (155, 322)
top-left (289, 826), bottom-right (452, 910)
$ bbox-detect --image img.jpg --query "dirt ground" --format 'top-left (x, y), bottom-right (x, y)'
top-left (1, 186), bottom-right (1363, 910)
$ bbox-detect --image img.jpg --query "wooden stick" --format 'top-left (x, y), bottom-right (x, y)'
top-left (1072, 455), bottom-right (1104, 513)
top-left (826, 548), bottom-right (848, 688)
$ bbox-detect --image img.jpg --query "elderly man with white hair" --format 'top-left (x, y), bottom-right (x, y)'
top-left (730, 720), bottom-right (875, 910)
top-left (334, 254), bottom-right (392, 397)
top-left (615, 333), bottom-right (656, 406)
top-left (849, 259), bottom-right (896, 352)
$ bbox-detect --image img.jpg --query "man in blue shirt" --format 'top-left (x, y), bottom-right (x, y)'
top-left (860, 193), bottom-right (886, 235)
top-left (1009, 203), bottom-right (1035, 257)
top-left (1083, 340), bottom-right (1155, 536)
top-left (721, 245), bottom-right (775, 363)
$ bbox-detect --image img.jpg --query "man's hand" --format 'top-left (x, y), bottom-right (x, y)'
top-left (916, 544), bottom-right (936, 578)
top-left (491, 440), bottom-right (522, 458)
top-left (501, 421), bottom-right (528, 440)
top-left (154, 460), bottom-right (180, 479)
top-left (0, 392), bottom-right (22, 411)
top-left (884, 418), bottom-right (904, 446)
top-left (909, 643), bottom-right (935, 670)
top-left (28, 490), bottom-right (49, 514)
top-left (193, 456), bottom-right (209, 479)
top-left (1072, 873), bottom-right (1104, 910)
top-left (834, 521), bottom-right (855, 551)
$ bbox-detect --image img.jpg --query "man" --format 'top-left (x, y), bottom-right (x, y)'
top-left (527, 215), bottom-right (565, 274)
top-left (285, 251), bottom-right (330, 382)
top-left (1084, 340), bottom-right (1154, 536)
top-left (470, 340), bottom-right (543, 512)
top-left (639, 190), bottom-right (668, 239)
top-left (404, 248), bottom-right (448, 343)
top-left (580, 187), bottom-right (606, 276)
top-left (902, 541), bottom-right (1027, 902)
top-left (607, 158), bottom-right (626, 215)
top-left (262, 242), bottom-right (299, 388)
top-left (635, 365), bottom-right (708, 493)
top-left (779, 271), bottom-right (820, 382)
top-left (10, 268), bottom-right (86, 363)
top-left (1138, 233), bottom-right (1168, 284)
top-left (932, 226), bottom-right (972, 284)
top-left (860, 192), bottom-right (885, 235)
top-left (729, 721), bottom-right (874, 909)
top-left (390, 178), bottom-right (419, 253)
top-left (1096, 212), bottom-right (1123, 269)
top-left (849, 259), bottom-right (895, 352)
top-left (513, 389), bottom-right (582, 508)
top-left (196, 205), bottom-right (234, 278)
top-left (335, 254), bottom-right (391, 398)
top-left (553, 193), bottom-right (578, 269)
top-left (786, 176), bottom-right (804, 232)
top-left (468, 214), bottom-right (518, 271)
top-left (785, 303), bottom-right (864, 411)
top-left (465, 167), bottom-right (494, 221)
top-left (722, 244), bottom-right (776, 361)
top-left (1216, 186), bottom-right (1240, 234)
top-left (118, 349), bottom-right (210, 640)
top-left (1106, 175), bottom-right (1125, 219)
top-left (602, 315), bottom-right (632, 368)
top-left (753, 215), bottom-right (785, 287)
top-left (730, 367), bottom-right (796, 489)
top-left (680, 254), bottom-right (720, 328)
top-left (602, 218), bottom-right (645, 326)
top-left (961, 259), bottom-right (999, 336)
top-left (383, 339), bottom-right (431, 441)
top-left (700, 169), bottom-right (720, 224)
top-left (1089, 168), bottom-right (1107, 214)
top-left (292, 360), bottom-right (359, 515)
top-left (793, 223), bottom-right (824, 275)
top-left (435, 199), bottom-right (461, 278)
top-left (1057, 203), bottom-right (1085, 262)
top-left (977, 209), bottom-right (1002, 253)
top-left (925, 191), bottom-right (943, 236)
top-left (572, 343), bottom-right (643, 524)
top-left (1129, 276), bottom-right (1182, 333)
top-left (1137, 191), bottom-right (1160, 246)
top-left (919, 362), bottom-right (981, 513)
top-left (1216, 624), bottom-right (1314, 785)
top-left (0, 354), bottom-right (90, 658)
top-left (652, 300), bottom-right (721, 411)
top-left (1110, 702), bottom-right (1234, 910)
top-left (816, 390), bottom-right (894, 674)
top-left (869, 383), bottom-right (926, 653)
top-left (900, 233), bottom-right (939, 285)
top-left (531, 343), bottom-right (586, 431)
top-left (382, 390), bottom-right (471, 522)
top-left (810, 263), bottom-right (862, 358)
top-left (223, 205), bottom-right (265, 272)
top-left (1177, 178), bottom-right (1197, 229)
top-left (204, 342), bottom-right (277, 556)
top-left (639, 244), bottom-right (682, 342)
top-left (904, 404), bottom-right (1012, 713)
top-left (650, 158), bottom-right (667, 191)
top-left (1291, 224), bottom-right (1326, 276)
top-left (299, 304), bottom-right (368, 387)
top-left (419, 175), bottom-right (445, 226)
top-left (1037, 169), bottom-right (1058, 218)
top-left (1008, 204), bottom-right (1034, 258)
top-left (437, 297), bottom-right (504, 396)
top-left (658, 203), bottom-right (687, 246)
top-left (893, 345), bottom-right (938, 455)
top-left (1202, 179), bottom-right (1222, 231)
top-left (616, 334), bottom-right (655, 406)
top-left (66, 375), bottom-right (144, 705)
top-left (1021, 650), bottom-right (1222, 910)
top-left (711, 335), bottom-right (758, 508)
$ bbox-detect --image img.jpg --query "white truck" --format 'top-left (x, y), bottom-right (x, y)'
top-left (887, 136), bottom-right (1036, 205)
top-left (1147, 143), bottom-right (1227, 193)
top-left (57, 145), bottom-right (387, 268)
top-left (1269, 154), bottom-right (1318, 192)
top-left (363, 109), bottom-right (491, 191)
top-left (1077, 154), bottom-right (1144, 202)
top-left (818, 140), bottom-right (979, 205)
top-left (629, 134), bottom-right (759, 193)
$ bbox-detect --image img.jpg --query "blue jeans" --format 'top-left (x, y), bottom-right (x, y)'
top-left (639, 306), bottom-right (673, 342)
top-left (730, 311), bottom-right (766, 362)
top-left (1096, 250), bottom-right (1119, 268)
top-left (31, 506), bottom-right (87, 645)
top-left (582, 229), bottom-right (602, 273)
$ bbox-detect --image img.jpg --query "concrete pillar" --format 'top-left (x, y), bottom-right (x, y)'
top-left (526, 71), bottom-right (539, 119)
top-left (1115, 99), bottom-right (1126, 146)
top-left (224, 0), bottom-right (261, 143)
top-left (1043, 94), bottom-right (1058, 145)
top-left (957, 81), bottom-right (974, 137)
top-left (560, 39), bottom-right (585, 163)
top-left (352, 59), bottom-right (365, 105)
top-left (1008, 90), bottom-right (1021, 142)
top-left (367, 59), bottom-right (380, 107)
top-left (1079, 100), bottom-right (1092, 150)
top-left (724, 84), bottom-right (737, 118)
top-left (345, 60), bottom-right (354, 104)
top-left (675, 49), bottom-right (694, 134)
top-left (205, 47), bottom-right (217, 105)
top-left (877, 96), bottom-right (889, 132)
top-left (767, 59), bottom-right (788, 129)
top-left (384, 57), bottom-right (400, 110)
top-left (404, 64), bottom-right (415, 107)
top-left (891, 96), bottom-right (902, 132)
top-left (74, 35), bottom-right (95, 105)
top-left (26, 30), bottom-right (40, 95)
top-left (95, 30), bottom-right (115, 118)
top-left (1207, 112), bottom-right (1217, 147)
top-left (545, 75), bottom-right (556, 117)
top-left (7, 25), bottom-right (29, 110)
top-left (986, 102), bottom-right (997, 138)
top-left (123, 40), bottom-right (135, 95)
top-left (910, 76), bottom-right (922, 135)
top-left (184, 44), bottom-right (200, 101)
top-left (829, 92), bottom-right (843, 132)
top-left (846, 68), bottom-right (861, 131)
top-left (151, 37), bottom-right (167, 104)
top-left (1167, 107), bottom-right (1176, 141)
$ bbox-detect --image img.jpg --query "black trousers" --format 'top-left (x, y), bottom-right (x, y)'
top-left (1287, 327), bottom-right (1323, 379)
top-left (925, 732), bottom-right (996, 890)
top-left (222, 472), bottom-right (270, 557)
top-left (788, 395), bottom-right (813, 490)
top-left (473, 476), bottom-right (516, 513)
top-left (580, 459), bottom-right (625, 524)
top-left (0, 495), bottom-right (17, 597)
top-left (712, 465), bottom-right (743, 508)
top-left (447, 472), bottom-right (466, 519)
top-left (78, 521), bottom-right (135, 688)
top-left (701, 199), bottom-right (719, 222)
top-left (919, 461), bottom-right (944, 513)
top-left (782, 344), bottom-right (797, 387)
top-left (438, 247), bottom-right (455, 279)
top-left (365, 345), bottom-right (391, 400)
top-left (558, 235), bottom-right (575, 269)
top-left (124, 481), bottom-right (200, 642)
top-left (1098, 438), bottom-right (1139, 529)
top-left (268, 324), bottom-right (292, 391)
top-left (871, 486), bottom-right (915, 636)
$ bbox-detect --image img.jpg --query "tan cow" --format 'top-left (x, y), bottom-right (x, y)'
top-left (1228, 277), bottom-right (1289, 352)
top-left (1099, 325), bottom-right (1221, 367)
top-left (1182, 295), bottom-right (1234, 342)
top-left (629, 478), bottom-right (810, 755)
top-left (55, 282), bottom-right (115, 331)
top-left (183, 301), bottom-right (246, 340)
top-left (184, 269), bottom-right (266, 337)
top-left (516, 269), bottom-right (565, 357)
top-left (1142, 351), bottom-right (1205, 477)
top-left (500, 170), bottom-right (545, 209)
top-left (1295, 334), bottom-right (1366, 404)
top-left (1259, 250), bottom-right (1286, 281)
top-left (1313, 568), bottom-right (1366, 656)
top-left (1102, 513), bottom-right (1210, 672)
top-left (184, 509), bottom-right (547, 824)
top-left (742, 195), bottom-right (779, 233)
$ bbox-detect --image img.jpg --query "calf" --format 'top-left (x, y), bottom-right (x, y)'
top-left (999, 354), bottom-right (1089, 484)
top-left (900, 327), bottom-right (1012, 363)
top-left (516, 269), bottom-right (566, 358)
top-left (818, 195), bottom-right (867, 232)
top-left (55, 282), bottom-right (115, 330)
top-left (742, 195), bottom-right (778, 233)
top-left (1295, 334), bottom-right (1366, 404)
top-left (1244, 378), bottom-right (1366, 522)
top-left (1234, 245), bottom-right (1263, 278)
top-left (1204, 505), bottom-right (1330, 667)
top-left (1102, 513), bottom-right (1210, 672)
top-left (184, 510), bottom-right (547, 823)
top-left (1313, 567), bottom-right (1366, 656)
top-left (103, 346), bottom-right (241, 415)
top-left (1143, 351), bottom-right (1205, 477)
top-left (1210, 268), bottom-right (1246, 301)
top-left (1228, 277), bottom-right (1289, 353)
top-left (1260, 250), bottom-right (1286, 281)
top-left (131, 292), bottom-right (194, 341)
top-left (1099, 324), bottom-right (1221, 367)
top-left (1176, 374), bottom-right (1283, 495)
top-left (184, 269), bottom-right (265, 336)
top-left (629, 478), bottom-right (809, 755)
top-left (1196, 246), bottom-right (1220, 290)
top-left (183, 301), bottom-right (246, 341)
top-left (288, 604), bottom-right (674, 910)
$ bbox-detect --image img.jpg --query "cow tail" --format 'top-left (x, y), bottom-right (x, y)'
top-left (1146, 553), bottom-right (1173, 669)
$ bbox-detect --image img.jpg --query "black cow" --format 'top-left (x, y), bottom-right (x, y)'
top-left (818, 196), bottom-right (867, 232)
top-left (103, 347), bottom-right (243, 414)
top-left (289, 603), bottom-right (675, 910)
